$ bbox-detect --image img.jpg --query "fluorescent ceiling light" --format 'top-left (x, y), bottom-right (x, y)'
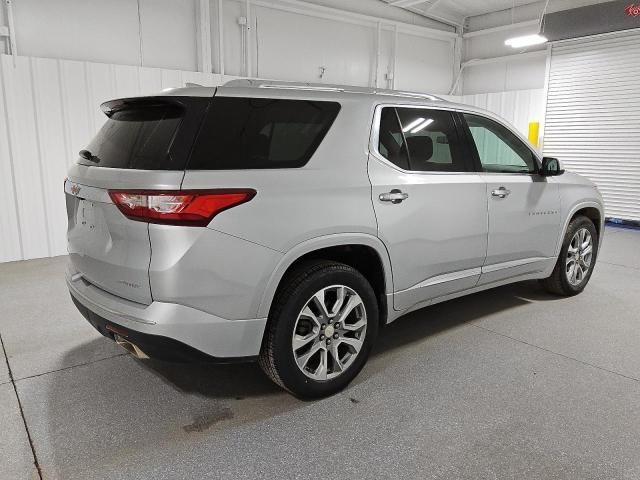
top-left (505, 34), bottom-right (548, 48)
top-left (403, 118), bottom-right (425, 132)
top-left (410, 119), bottom-right (434, 134)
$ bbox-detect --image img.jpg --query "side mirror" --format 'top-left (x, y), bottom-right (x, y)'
top-left (541, 157), bottom-right (564, 176)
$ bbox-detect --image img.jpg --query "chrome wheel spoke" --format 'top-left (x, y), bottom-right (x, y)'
top-left (312, 290), bottom-right (331, 318)
top-left (314, 349), bottom-right (328, 380)
top-left (336, 295), bottom-right (361, 324)
top-left (569, 263), bottom-right (578, 284)
top-left (338, 336), bottom-right (363, 352)
top-left (328, 343), bottom-right (344, 372)
top-left (296, 342), bottom-right (323, 371)
top-left (293, 333), bottom-right (316, 351)
top-left (300, 305), bottom-right (322, 329)
top-left (331, 286), bottom-right (346, 316)
top-left (576, 265), bottom-right (585, 283)
top-left (341, 317), bottom-right (366, 332)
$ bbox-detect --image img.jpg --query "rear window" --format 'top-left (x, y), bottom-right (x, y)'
top-left (188, 97), bottom-right (341, 170)
top-left (79, 97), bottom-right (208, 170)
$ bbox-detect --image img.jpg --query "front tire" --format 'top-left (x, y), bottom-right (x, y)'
top-left (258, 260), bottom-right (379, 399)
top-left (540, 215), bottom-right (598, 296)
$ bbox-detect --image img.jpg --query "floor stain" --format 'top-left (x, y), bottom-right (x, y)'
top-left (183, 407), bottom-right (234, 433)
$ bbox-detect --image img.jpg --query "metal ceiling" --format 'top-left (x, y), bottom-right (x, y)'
top-left (379, 0), bottom-right (542, 26)
top-left (380, 0), bottom-right (615, 29)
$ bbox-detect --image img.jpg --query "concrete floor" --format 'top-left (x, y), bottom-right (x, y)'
top-left (1, 225), bottom-right (640, 480)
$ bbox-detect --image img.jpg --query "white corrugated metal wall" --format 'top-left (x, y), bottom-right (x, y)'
top-left (0, 53), bottom-right (544, 263)
top-left (543, 30), bottom-right (640, 222)
top-left (459, 89), bottom-right (546, 145)
top-left (0, 54), bottom-right (225, 263)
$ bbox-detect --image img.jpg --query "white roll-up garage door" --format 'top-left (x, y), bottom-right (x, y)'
top-left (543, 30), bottom-right (640, 222)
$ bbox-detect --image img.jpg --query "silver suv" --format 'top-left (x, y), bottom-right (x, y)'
top-left (65, 80), bottom-right (604, 398)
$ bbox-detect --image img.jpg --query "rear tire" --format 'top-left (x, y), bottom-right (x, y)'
top-left (258, 260), bottom-right (378, 399)
top-left (540, 215), bottom-right (598, 296)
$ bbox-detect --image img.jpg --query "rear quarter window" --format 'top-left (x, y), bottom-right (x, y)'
top-left (188, 97), bottom-right (341, 170)
top-left (79, 97), bottom-right (208, 170)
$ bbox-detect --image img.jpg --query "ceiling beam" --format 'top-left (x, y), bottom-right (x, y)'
top-left (386, 0), bottom-right (462, 29)
top-left (424, 0), bottom-right (444, 11)
top-left (405, 6), bottom-right (461, 29)
top-left (463, 19), bottom-right (540, 38)
top-left (389, 0), bottom-right (429, 7)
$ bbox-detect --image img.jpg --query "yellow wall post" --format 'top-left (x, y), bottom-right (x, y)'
top-left (528, 121), bottom-right (540, 147)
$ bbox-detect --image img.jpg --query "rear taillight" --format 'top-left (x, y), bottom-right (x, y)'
top-left (108, 189), bottom-right (256, 226)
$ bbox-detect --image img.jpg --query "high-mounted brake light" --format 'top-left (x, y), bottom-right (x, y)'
top-left (108, 189), bottom-right (256, 226)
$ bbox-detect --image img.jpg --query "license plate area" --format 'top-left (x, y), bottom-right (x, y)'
top-left (76, 199), bottom-right (97, 232)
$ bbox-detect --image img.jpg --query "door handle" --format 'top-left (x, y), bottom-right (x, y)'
top-left (491, 187), bottom-right (511, 198)
top-left (379, 189), bottom-right (409, 204)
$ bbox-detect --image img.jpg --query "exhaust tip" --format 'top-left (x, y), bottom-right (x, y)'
top-left (114, 334), bottom-right (149, 360)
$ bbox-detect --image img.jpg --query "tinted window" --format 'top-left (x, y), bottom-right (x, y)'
top-left (464, 113), bottom-right (537, 174)
top-left (80, 97), bottom-right (207, 170)
top-left (396, 108), bottom-right (465, 172)
top-left (188, 97), bottom-right (340, 169)
top-left (378, 107), bottom-right (410, 170)
top-left (83, 104), bottom-right (181, 169)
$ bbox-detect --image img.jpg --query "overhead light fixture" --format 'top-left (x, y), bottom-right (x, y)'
top-left (410, 119), bottom-right (434, 134)
top-left (403, 118), bottom-right (425, 133)
top-left (505, 34), bottom-right (548, 48)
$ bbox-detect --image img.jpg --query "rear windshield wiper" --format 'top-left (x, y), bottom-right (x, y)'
top-left (79, 149), bottom-right (100, 163)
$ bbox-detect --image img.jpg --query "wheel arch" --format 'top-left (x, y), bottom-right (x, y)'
top-left (257, 234), bottom-right (394, 326)
top-left (555, 201), bottom-right (605, 256)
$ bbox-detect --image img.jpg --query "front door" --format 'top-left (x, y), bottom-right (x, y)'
top-left (460, 113), bottom-right (561, 285)
top-left (369, 106), bottom-right (488, 311)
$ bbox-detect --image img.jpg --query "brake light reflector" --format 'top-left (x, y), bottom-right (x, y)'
top-left (108, 189), bottom-right (256, 226)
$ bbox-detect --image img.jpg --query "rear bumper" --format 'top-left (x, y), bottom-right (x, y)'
top-left (67, 274), bottom-right (266, 362)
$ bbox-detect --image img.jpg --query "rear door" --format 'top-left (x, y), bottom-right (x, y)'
top-left (459, 112), bottom-right (561, 285)
top-left (65, 96), bottom-right (208, 304)
top-left (368, 105), bottom-right (488, 311)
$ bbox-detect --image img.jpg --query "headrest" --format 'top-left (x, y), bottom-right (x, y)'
top-left (406, 136), bottom-right (433, 162)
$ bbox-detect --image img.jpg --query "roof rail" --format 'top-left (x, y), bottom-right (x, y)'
top-left (222, 79), bottom-right (442, 101)
top-left (260, 84), bottom-right (345, 92)
top-left (380, 91), bottom-right (442, 101)
top-left (223, 79), bottom-right (344, 92)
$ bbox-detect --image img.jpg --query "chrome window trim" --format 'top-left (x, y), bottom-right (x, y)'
top-left (368, 103), bottom-right (542, 176)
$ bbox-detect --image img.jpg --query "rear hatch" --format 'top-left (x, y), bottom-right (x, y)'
top-left (65, 96), bottom-right (209, 304)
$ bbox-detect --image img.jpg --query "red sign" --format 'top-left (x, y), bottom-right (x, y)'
top-left (626, 4), bottom-right (640, 16)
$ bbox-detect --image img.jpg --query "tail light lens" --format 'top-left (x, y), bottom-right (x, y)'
top-left (108, 189), bottom-right (256, 226)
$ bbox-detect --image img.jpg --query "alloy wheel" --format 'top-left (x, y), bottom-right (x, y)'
top-left (566, 227), bottom-right (593, 286)
top-left (291, 285), bottom-right (367, 381)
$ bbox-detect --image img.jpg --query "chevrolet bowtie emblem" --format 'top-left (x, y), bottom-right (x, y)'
top-left (71, 184), bottom-right (81, 196)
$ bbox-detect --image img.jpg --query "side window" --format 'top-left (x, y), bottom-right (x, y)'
top-left (188, 98), bottom-right (340, 170)
top-left (463, 113), bottom-right (537, 174)
top-left (377, 107), bottom-right (410, 170)
top-left (395, 108), bottom-right (466, 172)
